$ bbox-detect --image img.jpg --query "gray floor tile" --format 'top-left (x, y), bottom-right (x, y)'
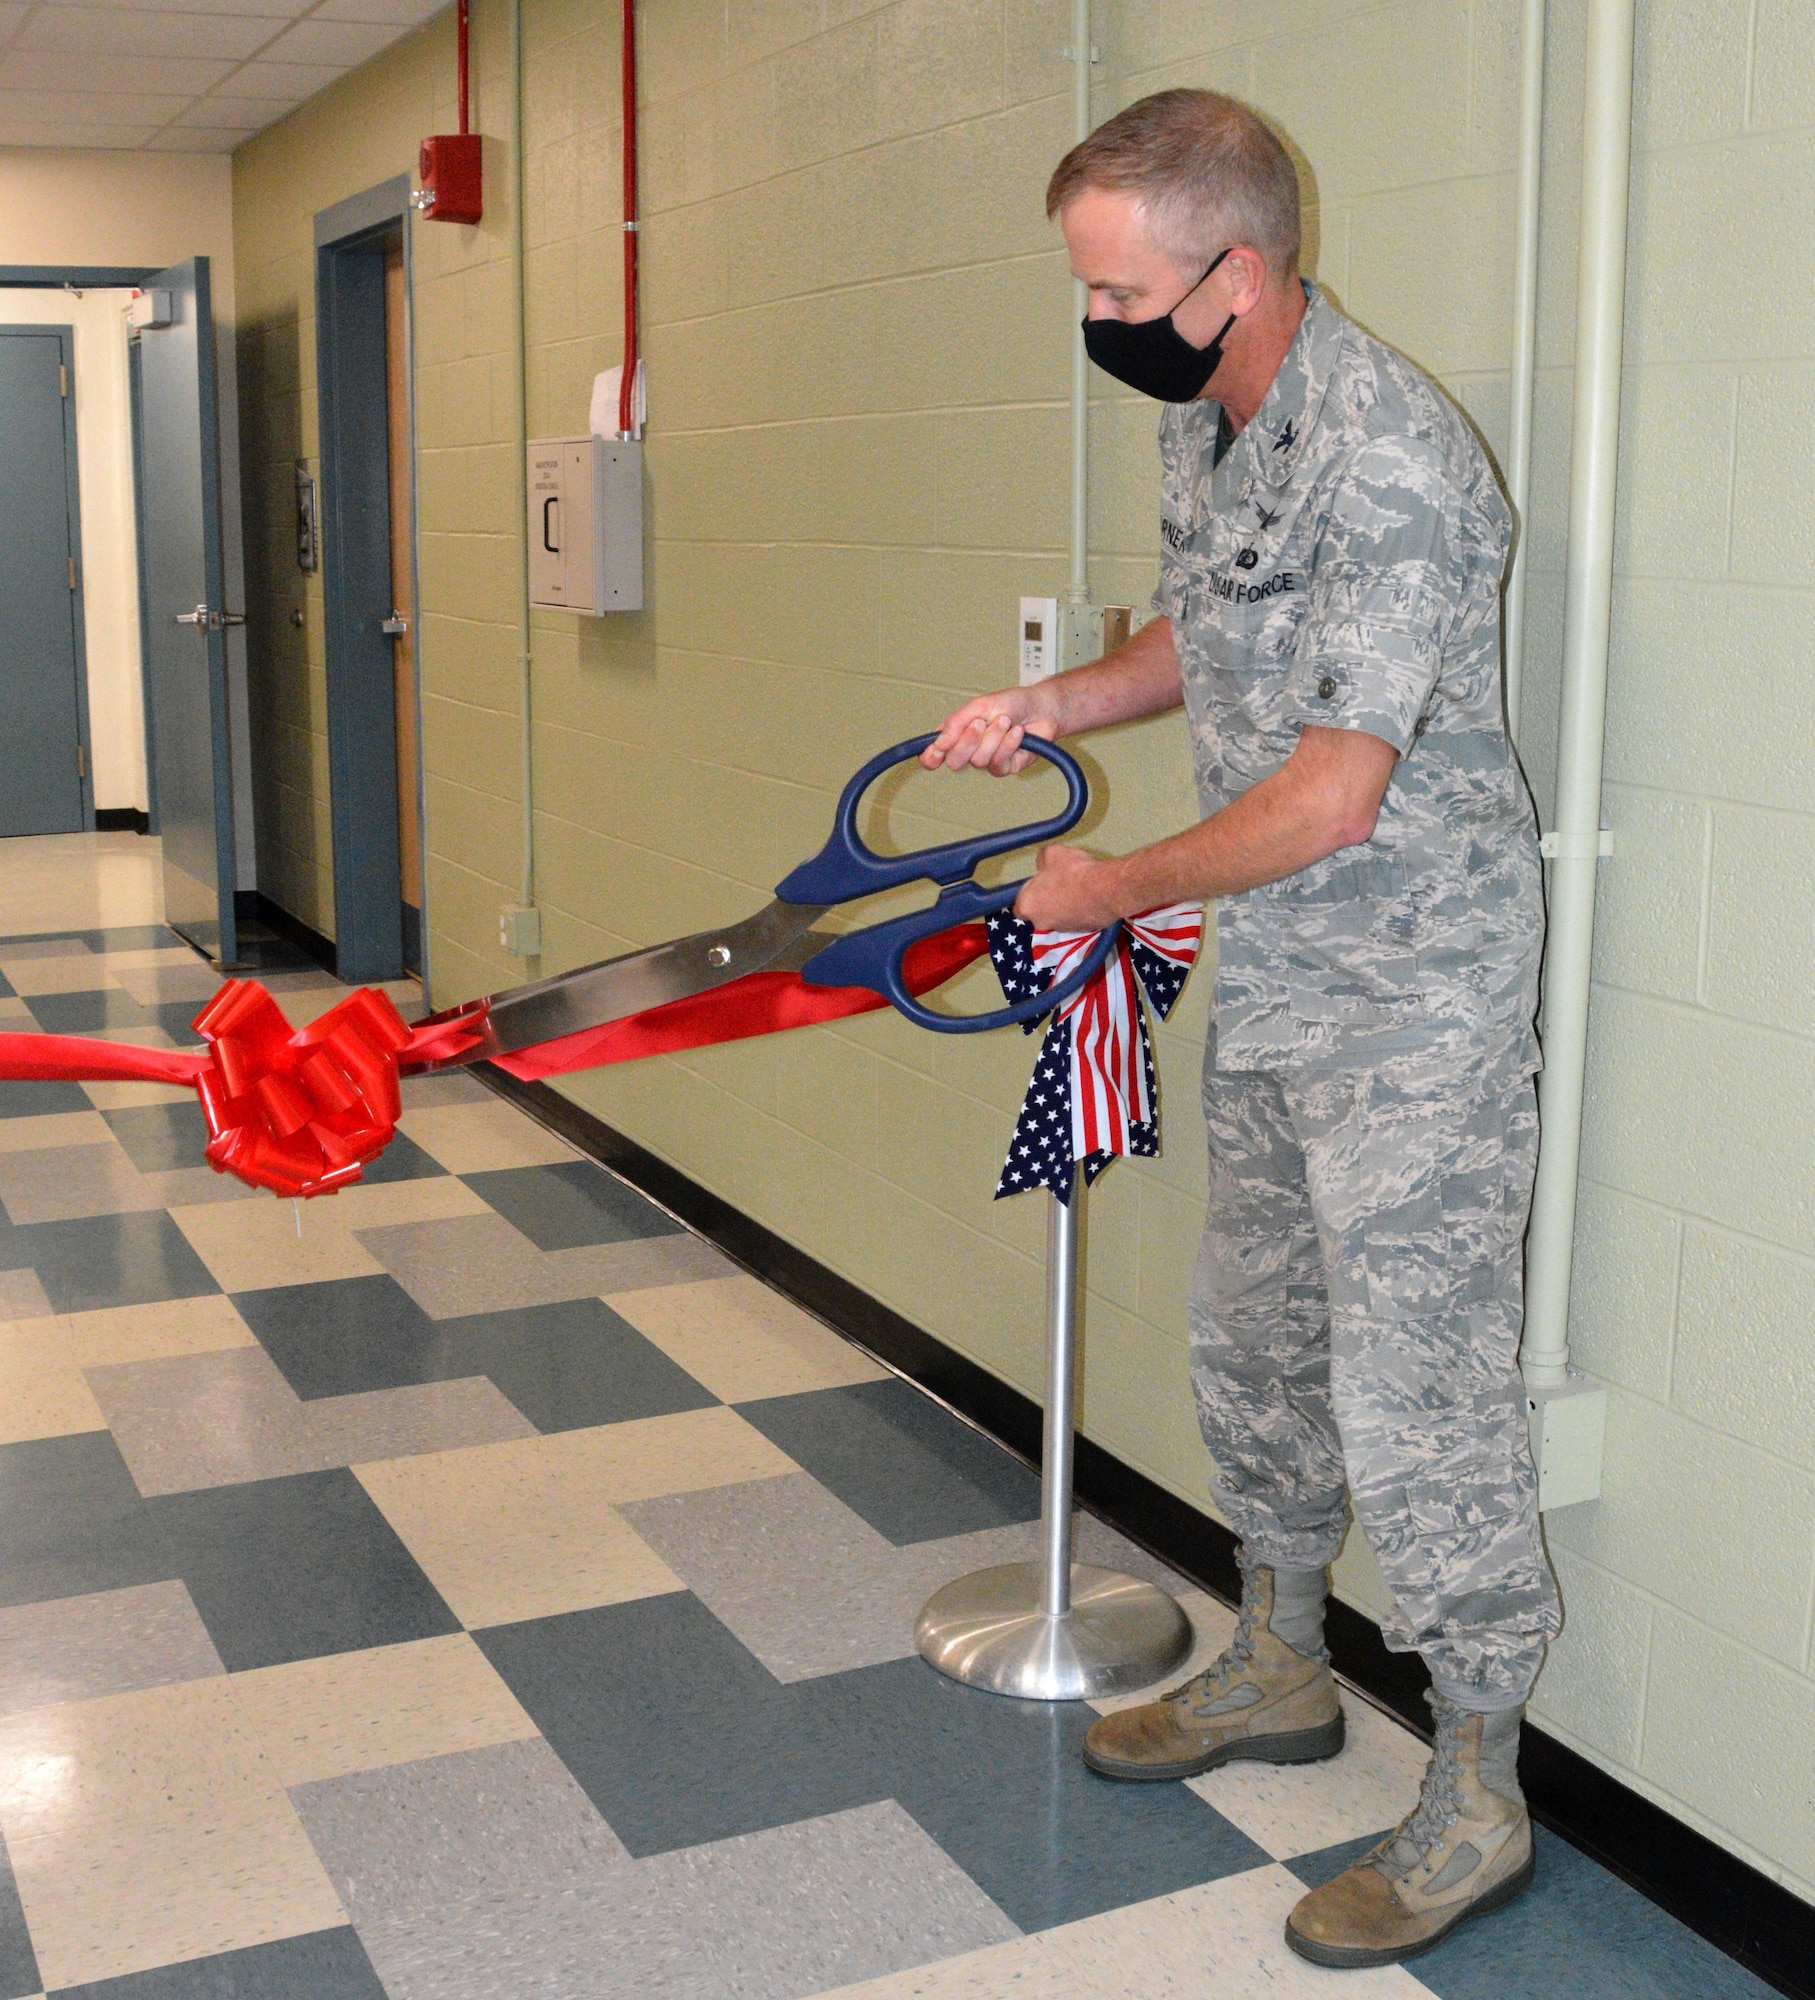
top-left (138, 1166), bottom-right (260, 1208)
top-left (109, 963), bottom-right (230, 1007)
top-left (622, 1476), bottom-right (1185, 1683)
top-left (0, 1432), bottom-right (175, 1610)
top-left (615, 1802), bottom-right (1018, 1999)
top-left (293, 1737), bottom-right (631, 2000)
top-left (475, 1593), bottom-right (1265, 1930)
top-left (87, 1346), bottom-right (536, 1496)
top-left (0, 1580), bottom-right (223, 1716)
top-left (0, 1825), bottom-right (38, 2000)
top-left (399, 1071), bottom-right (492, 1107)
top-left (0, 1079), bottom-right (90, 1120)
top-left (148, 1467), bottom-right (460, 1671)
top-left (46, 1926), bottom-right (386, 1998)
top-left (542, 1233), bottom-right (737, 1295)
top-left (0, 1209), bottom-right (219, 1313)
top-left (356, 1214), bottom-right (597, 1319)
top-left (461, 1162), bottom-right (683, 1250)
top-left (295, 1739), bottom-right (1014, 2000)
top-left (736, 1379), bottom-right (1042, 1545)
top-left (0, 1142), bottom-right (165, 1226)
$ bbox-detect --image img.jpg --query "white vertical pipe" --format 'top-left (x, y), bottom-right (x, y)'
top-left (511, 0), bottom-right (536, 918)
top-left (1522, 0), bottom-right (1636, 1385)
top-left (1066, 0), bottom-right (1091, 605)
top-left (1503, 0), bottom-right (1547, 745)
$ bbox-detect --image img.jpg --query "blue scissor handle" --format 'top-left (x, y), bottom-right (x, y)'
top-left (781, 733), bottom-right (1121, 1035)
top-left (775, 732), bottom-right (1088, 906)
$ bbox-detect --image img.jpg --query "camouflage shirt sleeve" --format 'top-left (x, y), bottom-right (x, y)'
top-left (1284, 435), bottom-right (1460, 754)
top-left (1152, 405), bottom-right (1190, 622)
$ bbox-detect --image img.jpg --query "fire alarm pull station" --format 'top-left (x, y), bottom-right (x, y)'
top-left (527, 438), bottom-right (643, 615)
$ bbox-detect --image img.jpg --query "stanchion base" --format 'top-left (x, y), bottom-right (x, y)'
top-left (916, 1561), bottom-right (1192, 1701)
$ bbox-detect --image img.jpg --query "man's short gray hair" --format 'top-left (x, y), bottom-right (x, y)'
top-left (1045, 89), bottom-right (1301, 277)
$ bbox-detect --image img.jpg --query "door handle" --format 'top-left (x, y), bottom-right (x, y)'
top-left (381, 612), bottom-right (410, 636)
top-left (175, 604), bottom-right (208, 626)
top-left (542, 496), bottom-right (559, 552)
top-left (173, 605), bottom-right (247, 631)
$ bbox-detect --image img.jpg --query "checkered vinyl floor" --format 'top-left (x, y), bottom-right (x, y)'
top-left (0, 840), bottom-right (1776, 1998)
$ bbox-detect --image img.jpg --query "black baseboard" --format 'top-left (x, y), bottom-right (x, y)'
top-left (477, 1062), bottom-right (1812, 2000)
top-left (93, 807), bottom-right (149, 835)
top-left (238, 892), bottom-right (338, 976)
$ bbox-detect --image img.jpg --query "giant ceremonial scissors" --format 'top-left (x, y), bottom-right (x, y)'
top-left (417, 732), bottom-right (1122, 1060)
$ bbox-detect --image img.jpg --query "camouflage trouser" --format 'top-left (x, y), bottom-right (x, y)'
top-left (1187, 1038), bottom-right (1561, 1708)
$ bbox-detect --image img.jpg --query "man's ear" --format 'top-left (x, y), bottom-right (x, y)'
top-left (1227, 245), bottom-right (1271, 316)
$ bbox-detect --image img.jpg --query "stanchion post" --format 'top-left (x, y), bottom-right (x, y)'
top-left (1040, 1185), bottom-right (1078, 1620)
top-left (915, 1175), bottom-right (1191, 1700)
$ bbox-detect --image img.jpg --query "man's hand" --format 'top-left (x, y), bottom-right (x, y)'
top-left (920, 687), bottom-right (1057, 776)
top-left (1013, 844), bottom-right (1125, 931)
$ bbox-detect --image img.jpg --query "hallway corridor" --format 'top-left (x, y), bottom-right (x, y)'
top-left (0, 839), bottom-right (1780, 1998)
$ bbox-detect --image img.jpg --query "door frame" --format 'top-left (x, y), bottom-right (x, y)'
top-left (0, 273), bottom-right (162, 834)
top-left (314, 175), bottom-right (427, 988)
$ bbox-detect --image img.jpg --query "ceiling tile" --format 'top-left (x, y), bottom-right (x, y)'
top-left (0, 49), bottom-right (234, 93)
top-left (43, 0), bottom-right (306, 15)
top-left (0, 82), bottom-right (190, 122)
top-left (178, 91), bottom-right (299, 126)
top-left (145, 124), bottom-right (251, 151)
top-left (0, 118), bottom-right (158, 146)
top-left (313, 0), bottom-right (446, 23)
top-left (225, 56), bottom-right (345, 98)
top-left (255, 16), bottom-right (405, 65)
top-left (17, 7), bottom-right (279, 60)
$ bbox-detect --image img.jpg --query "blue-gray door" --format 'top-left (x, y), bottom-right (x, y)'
top-left (136, 257), bottom-right (238, 964)
top-left (0, 328), bottom-right (89, 837)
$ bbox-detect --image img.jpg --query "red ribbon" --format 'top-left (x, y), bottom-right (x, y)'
top-left (0, 924), bottom-right (991, 1199)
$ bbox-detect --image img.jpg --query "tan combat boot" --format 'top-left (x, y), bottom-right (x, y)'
top-left (1082, 1555), bottom-right (1344, 1781)
top-left (1285, 1693), bottom-right (1535, 1967)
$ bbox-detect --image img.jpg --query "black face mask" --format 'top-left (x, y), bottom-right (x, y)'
top-left (1082, 248), bottom-right (1235, 403)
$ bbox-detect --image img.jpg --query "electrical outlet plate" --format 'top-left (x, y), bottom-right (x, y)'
top-left (499, 904), bottom-right (541, 957)
top-left (1525, 1367), bottom-right (1608, 1510)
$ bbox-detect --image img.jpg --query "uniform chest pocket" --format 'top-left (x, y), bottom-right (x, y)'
top-left (1265, 852), bottom-right (1429, 1025)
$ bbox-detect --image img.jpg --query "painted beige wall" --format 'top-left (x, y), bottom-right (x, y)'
top-left (0, 288), bottom-right (145, 811)
top-left (1516, 0), bottom-right (1815, 1901)
top-left (230, 0), bottom-right (1814, 1901)
top-left (0, 148), bottom-right (253, 862)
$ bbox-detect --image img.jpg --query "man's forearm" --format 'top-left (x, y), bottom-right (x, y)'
top-left (1013, 725), bottom-right (1400, 932)
top-left (1037, 614), bottom-right (1184, 737)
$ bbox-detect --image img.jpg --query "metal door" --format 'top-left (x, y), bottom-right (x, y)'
top-left (0, 328), bottom-right (89, 836)
top-left (135, 257), bottom-right (239, 963)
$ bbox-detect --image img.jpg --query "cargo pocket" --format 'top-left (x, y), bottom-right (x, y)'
top-left (1274, 852), bottom-right (1427, 1025)
top-left (1363, 1187), bottom-right (1452, 1318)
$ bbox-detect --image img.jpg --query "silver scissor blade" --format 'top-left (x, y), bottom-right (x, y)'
top-left (451, 899), bottom-right (833, 1058)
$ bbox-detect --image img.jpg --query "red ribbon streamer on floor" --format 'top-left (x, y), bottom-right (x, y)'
top-left (0, 925), bottom-right (990, 1200)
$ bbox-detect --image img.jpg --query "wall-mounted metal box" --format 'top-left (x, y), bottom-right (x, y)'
top-left (526, 436), bottom-right (643, 615)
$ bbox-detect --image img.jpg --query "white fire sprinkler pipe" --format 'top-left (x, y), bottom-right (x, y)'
top-left (1065, 0), bottom-right (1091, 608)
top-left (1502, 0), bottom-right (1547, 745)
top-left (1522, 0), bottom-right (1637, 1387)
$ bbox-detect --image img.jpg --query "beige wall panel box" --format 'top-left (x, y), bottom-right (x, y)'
top-left (526, 436), bottom-right (643, 614)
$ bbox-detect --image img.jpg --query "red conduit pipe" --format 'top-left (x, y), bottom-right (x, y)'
top-left (618, 0), bottom-right (639, 435)
top-left (456, 0), bottom-right (470, 133)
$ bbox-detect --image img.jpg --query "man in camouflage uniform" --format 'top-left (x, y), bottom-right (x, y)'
top-left (926, 89), bottom-right (1558, 1968)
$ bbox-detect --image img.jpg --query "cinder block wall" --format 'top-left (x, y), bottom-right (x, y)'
top-left (230, 0), bottom-right (1815, 1902)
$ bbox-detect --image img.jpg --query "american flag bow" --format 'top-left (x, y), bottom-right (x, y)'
top-left (985, 902), bottom-right (1203, 1201)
